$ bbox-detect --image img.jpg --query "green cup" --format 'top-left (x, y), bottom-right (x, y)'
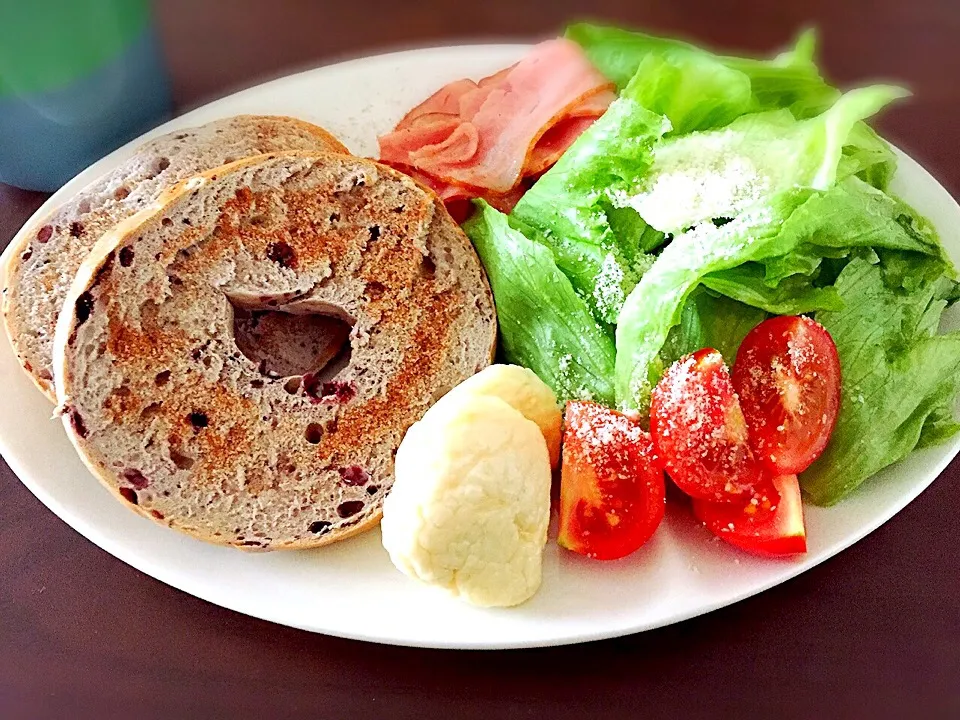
top-left (0, 0), bottom-right (173, 191)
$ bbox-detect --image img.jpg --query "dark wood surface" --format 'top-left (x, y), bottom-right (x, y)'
top-left (2, 1), bottom-right (959, 718)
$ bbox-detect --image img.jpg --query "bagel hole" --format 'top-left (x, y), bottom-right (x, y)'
top-left (231, 303), bottom-right (353, 380)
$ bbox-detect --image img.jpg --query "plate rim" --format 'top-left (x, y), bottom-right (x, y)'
top-left (2, 42), bottom-right (960, 650)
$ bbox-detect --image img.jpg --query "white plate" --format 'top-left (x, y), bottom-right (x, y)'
top-left (3, 44), bottom-right (960, 650)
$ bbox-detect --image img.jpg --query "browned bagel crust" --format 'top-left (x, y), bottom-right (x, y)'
top-left (4, 115), bottom-right (348, 401)
top-left (54, 152), bottom-right (496, 550)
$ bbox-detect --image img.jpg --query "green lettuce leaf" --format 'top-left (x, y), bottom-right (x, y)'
top-left (566, 23), bottom-right (836, 115)
top-left (605, 204), bottom-right (667, 254)
top-left (840, 122), bottom-right (898, 190)
top-left (464, 202), bottom-right (617, 405)
top-left (609, 43), bottom-right (753, 135)
top-left (759, 176), bottom-right (954, 283)
top-left (622, 87), bottom-right (905, 233)
top-left (614, 188), bottom-right (816, 409)
top-left (614, 170), bottom-right (955, 411)
top-left (916, 404), bottom-right (960, 449)
top-left (721, 29), bottom-right (840, 117)
top-left (701, 263), bottom-right (844, 314)
top-left (759, 244), bottom-right (846, 285)
top-left (661, 289), bottom-right (767, 365)
top-left (509, 73), bottom-right (669, 324)
top-left (802, 254), bottom-right (960, 504)
top-left (566, 22), bottom-right (718, 90)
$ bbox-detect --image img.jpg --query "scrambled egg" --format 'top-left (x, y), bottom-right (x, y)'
top-left (381, 365), bottom-right (558, 607)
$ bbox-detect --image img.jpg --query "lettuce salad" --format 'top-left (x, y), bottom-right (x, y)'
top-left (464, 24), bottom-right (960, 505)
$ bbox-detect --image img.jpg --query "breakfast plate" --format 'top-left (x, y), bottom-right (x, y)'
top-left (2, 43), bottom-right (960, 649)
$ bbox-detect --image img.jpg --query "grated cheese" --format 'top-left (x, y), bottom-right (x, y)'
top-left (593, 252), bottom-right (625, 320)
top-left (619, 130), bottom-right (774, 234)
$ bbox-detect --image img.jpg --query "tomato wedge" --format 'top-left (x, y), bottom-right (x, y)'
top-left (733, 315), bottom-right (841, 475)
top-left (692, 474), bottom-right (806, 556)
top-left (558, 401), bottom-right (665, 561)
top-left (650, 348), bottom-right (764, 502)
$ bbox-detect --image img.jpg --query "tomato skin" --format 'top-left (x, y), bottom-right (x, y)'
top-left (693, 474), bottom-right (806, 556)
top-left (733, 315), bottom-right (841, 475)
top-left (558, 401), bottom-right (666, 561)
top-left (650, 348), bottom-right (764, 502)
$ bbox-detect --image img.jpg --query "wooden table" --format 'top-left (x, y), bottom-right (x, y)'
top-left (2, 1), bottom-right (959, 717)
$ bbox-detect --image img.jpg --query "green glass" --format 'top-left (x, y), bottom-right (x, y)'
top-left (0, 0), bottom-right (172, 190)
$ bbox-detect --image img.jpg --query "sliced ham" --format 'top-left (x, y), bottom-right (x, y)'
top-left (523, 87), bottom-right (616, 175)
top-left (524, 115), bottom-right (599, 176)
top-left (394, 78), bottom-right (478, 131)
top-left (564, 87), bottom-right (617, 119)
top-left (409, 122), bottom-right (479, 165)
top-left (379, 39), bottom-right (612, 190)
top-left (378, 113), bottom-right (462, 161)
top-left (383, 161), bottom-right (528, 220)
top-left (442, 181), bottom-right (529, 222)
top-left (380, 161), bottom-right (467, 203)
top-left (477, 64), bottom-right (515, 88)
top-left (378, 38), bottom-right (614, 218)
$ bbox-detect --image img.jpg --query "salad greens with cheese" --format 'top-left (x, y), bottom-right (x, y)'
top-left (463, 23), bottom-right (960, 506)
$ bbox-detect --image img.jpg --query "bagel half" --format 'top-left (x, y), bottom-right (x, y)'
top-left (53, 152), bottom-right (496, 550)
top-left (3, 115), bottom-right (347, 401)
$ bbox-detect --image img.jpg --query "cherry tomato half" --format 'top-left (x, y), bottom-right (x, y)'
top-left (732, 315), bottom-right (841, 475)
top-left (650, 348), bottom-right (764, 502)
top-left (693, 474), bottom-right (807, 556)
top-left (558, 401), bottom-right (665, 561)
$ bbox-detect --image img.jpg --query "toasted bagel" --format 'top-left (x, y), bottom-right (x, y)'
top-left (4, 115), bottom-right (347, 400)
top-left (53, 152), bottom-right (496, 550)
